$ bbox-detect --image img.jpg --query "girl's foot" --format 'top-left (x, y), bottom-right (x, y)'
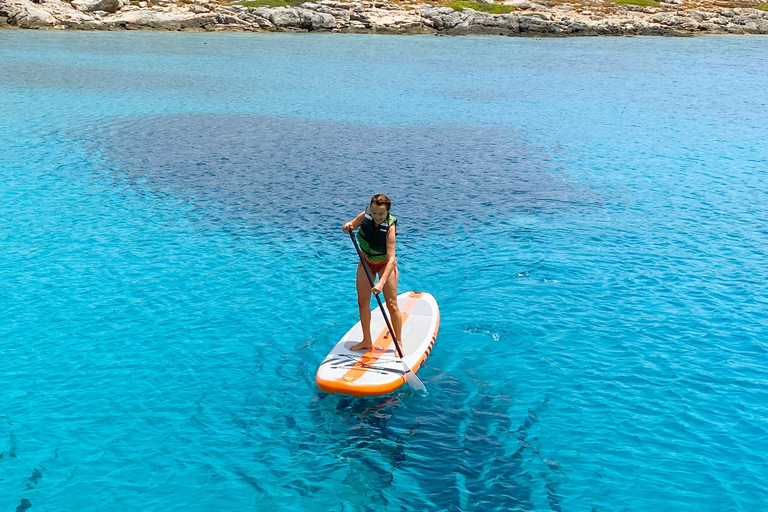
top-left (349, 340), bottom-right (373, 351)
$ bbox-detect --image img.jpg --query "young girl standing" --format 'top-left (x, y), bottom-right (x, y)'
top-left (342, 194), bottom-right (402, 351)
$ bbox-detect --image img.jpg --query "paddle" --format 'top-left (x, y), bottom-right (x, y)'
top-left (348, 230), bottom-right (428, 396)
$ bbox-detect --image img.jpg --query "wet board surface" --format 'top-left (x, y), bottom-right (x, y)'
top-left (316, 292), bottom-right (439, 397)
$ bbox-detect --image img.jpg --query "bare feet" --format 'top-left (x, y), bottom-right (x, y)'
top-left (349, 340), bottom-right (373, 351)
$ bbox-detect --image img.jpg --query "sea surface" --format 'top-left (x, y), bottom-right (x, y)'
top-left (1, 31), bottom-right (767, 511)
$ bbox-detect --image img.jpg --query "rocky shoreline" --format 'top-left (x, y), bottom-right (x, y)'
top-left (2, 0), bottom-right (768, 35)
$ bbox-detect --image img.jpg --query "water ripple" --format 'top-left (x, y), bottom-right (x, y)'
top-left (2, 31), bottom-right (768, 512)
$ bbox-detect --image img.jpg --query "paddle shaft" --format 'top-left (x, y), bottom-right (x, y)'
top-left (349, 230), bottom-right (405, 360)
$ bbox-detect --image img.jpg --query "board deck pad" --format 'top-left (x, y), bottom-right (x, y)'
top-left (316, 291), bottom-right (439, 397)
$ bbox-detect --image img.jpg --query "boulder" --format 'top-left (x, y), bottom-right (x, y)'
top-left (267, 6), bottom-right (333, 29)
top-left (560, 19), bottom-right (595, 34)
top-left (179, 12), bottom-right (216, 28)
top-left (9, 0), bottom-right (57, 26)
top-left (470, 13), bottom-right (502, 26)
top-left (216, 13), bottom-right (247, 24)
top-left (320, 6), bottom-right (350, 21)
top-left (247, 6), bottom-right (272, 18)
top-left (299, 7), bottom-right (334, 29)
top-left (71, 0), bottom-right (122, 12)
top-left (251, 15), bottom-right (273, 28)
top-left (507, 0), bottom-right (533, 8)
top-left (430, 10), bottom-right (465, 29)
top-left (103, 9), bottom-right (212, 29)
top-left (689, 9), bottom-right (709, 21)
top-left (39, 0), bottom-right (104, 25)
top-left (651, 12), bottom-right (679, 25)
top-left (516, 13), bottom-right (552, 32)
top-left (88, 0), bottom-right (123, 12)
top-left (268, 6), bottom-right (300, 26)
top-left (0, 0), bottom-right (30, 21)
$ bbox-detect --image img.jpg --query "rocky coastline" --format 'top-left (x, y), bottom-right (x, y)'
top-left (2, 0), bottom-right (768, 35)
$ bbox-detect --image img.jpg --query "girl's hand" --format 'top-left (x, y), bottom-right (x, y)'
top-left (342, 222), bottom-right (353, 233)
top-left (371, 282), bottom-right (384, 295)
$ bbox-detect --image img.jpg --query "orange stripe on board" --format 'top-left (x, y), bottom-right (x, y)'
top-left (338, 298), bottom-right (418, 384)
top-left (409, 306), bottom-right (439, 374)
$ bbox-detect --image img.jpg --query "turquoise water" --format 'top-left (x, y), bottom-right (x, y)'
top-left (2, 30), bottom-right (767, 511)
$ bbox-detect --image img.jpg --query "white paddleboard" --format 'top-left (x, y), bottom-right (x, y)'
top-left (316, 291), bottom-right (439, 397)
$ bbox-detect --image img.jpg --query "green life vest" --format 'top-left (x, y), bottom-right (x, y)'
top-left (357, 213), bottom-right (397, 263)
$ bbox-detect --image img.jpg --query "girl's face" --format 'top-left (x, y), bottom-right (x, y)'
top-left (370, 203), bottom-right (389, 225)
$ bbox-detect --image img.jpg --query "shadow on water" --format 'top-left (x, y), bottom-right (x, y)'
top-left (0, 432), bottom-right (34, 512)
top-left (300, 374), bottom-right (562, 512)
top-left (225, 359), bottom-right (562, 511)
top-left (83, 114), bottom-right (601, 235)
top-left (229, 388), bottom-right (409, 509)
top-left (389, 373), bottom-right (560, 512)
top-left (318, 394), bottom-right (408, 508)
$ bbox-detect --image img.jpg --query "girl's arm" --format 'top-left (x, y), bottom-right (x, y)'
top-left (372, 227), bottom-right (397, 294)
top-left (342, 211), bottom-right (366, 233)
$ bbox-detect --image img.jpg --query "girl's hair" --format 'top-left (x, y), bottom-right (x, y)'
top-left (370, 194), bottom-right (391, 211)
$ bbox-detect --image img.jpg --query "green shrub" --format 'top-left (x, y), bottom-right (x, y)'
top-left (446, 1), bottom-right (515, 14)
top-left (612, 0), bottom-right (661, 6)
top-left (755, 3), bottom-right (768, 10)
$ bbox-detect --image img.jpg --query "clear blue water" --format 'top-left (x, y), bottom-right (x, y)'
top-left (1, 30), bottom-right (767, 511)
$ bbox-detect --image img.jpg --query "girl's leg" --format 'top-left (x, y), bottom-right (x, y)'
top-left (350, 262), bottom-right (373, 351)
top-left (382, 263), bottom-right (402, 352)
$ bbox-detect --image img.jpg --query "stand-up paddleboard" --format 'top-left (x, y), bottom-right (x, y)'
top-left (316, 291), bottom-right (439, 397)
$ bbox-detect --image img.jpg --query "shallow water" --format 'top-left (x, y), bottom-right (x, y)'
top-left (1, 31), bottom-right (767, 511)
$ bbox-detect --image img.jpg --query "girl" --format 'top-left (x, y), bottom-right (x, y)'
top-left (342, 194), bottom-right (402, 352)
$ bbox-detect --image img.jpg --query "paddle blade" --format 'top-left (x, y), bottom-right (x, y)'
top-left (402, 361), bottom-right (428, 397)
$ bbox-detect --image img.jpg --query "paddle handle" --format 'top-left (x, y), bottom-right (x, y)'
top-left (348, 230), bottom-right (405, 360)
